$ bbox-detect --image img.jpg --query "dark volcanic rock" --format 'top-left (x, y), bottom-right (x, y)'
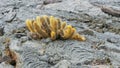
top-left (0, 27), bottom-right (4, 36)
top-left (0, 20), bottom-right (5, 36)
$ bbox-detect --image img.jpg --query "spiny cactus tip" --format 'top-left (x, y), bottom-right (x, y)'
top-left (51, 31), bottom-right (56, 40)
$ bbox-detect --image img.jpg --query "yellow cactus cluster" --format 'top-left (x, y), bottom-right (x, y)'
top-left (25, 15), bottom-right (86, 41)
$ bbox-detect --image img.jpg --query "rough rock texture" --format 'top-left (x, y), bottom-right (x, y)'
top-left (0, 0), bottom-right (120, 68)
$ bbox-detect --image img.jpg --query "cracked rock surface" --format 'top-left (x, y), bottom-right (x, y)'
top-left (0, 0), bottom-right (120, 68)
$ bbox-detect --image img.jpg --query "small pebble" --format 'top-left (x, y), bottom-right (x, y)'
top-left (20, 37), bottom-right (28, 43)
top-left (4, 11), bottom-right (16, 22)
top-left (43, 0), bottom-right (62, 5)
top-left (15, 33), bottom-right (26, 38)
top-left (107, 38), bottom-right (118, 43)
top-left (79, 29), bottom-right (94, 36)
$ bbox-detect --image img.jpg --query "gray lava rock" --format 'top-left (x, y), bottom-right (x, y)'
top-left (0, 0), bottom-right (120, 68)
top-left (51, 60), bottom-right (71, 68)
top-left (107, 37), bottom-right (118, 43)
top-left (4, 11), bottom-right (16, 22)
